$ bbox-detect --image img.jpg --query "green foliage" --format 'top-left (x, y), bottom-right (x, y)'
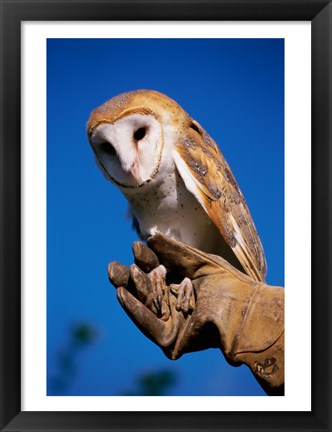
top-left (50, 322), bottom-right (177, 396)
top-left (49, 322), bottom-right (99, 393)
top-left (121, 369), bottom-right (177, 396)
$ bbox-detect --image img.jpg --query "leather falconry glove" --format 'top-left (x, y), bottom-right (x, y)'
top-left (108, 232), bottom-right (284, 396)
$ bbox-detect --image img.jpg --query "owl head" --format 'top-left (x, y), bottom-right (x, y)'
top-left (87, 89), bottom-right (190, 188)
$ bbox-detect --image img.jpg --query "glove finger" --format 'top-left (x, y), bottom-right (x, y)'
top-left (108, 261), bottom-right (130, 288)
top-left (132, 241), bottom-right (159, 273)
top-left (147, 232), bottom-right (221, 279)
top-left (117, 287), bottom-right (178, 348)
top-left (130, 264), bottom-right (154, 307)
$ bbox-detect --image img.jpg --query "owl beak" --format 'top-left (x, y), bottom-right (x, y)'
top-left (128, 161), bottom-right (140, 182)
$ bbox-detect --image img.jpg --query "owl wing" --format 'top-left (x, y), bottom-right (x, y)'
top-left (173, 120), bottom-right (267, 282)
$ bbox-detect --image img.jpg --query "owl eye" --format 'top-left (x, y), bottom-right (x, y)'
top-left (134, 127), bottom-right (147, 141)
top-left (100, 141), bottom-right (116, 156)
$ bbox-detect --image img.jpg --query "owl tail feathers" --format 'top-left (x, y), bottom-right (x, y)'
top-left (233, 242), bottom-right (266, 283)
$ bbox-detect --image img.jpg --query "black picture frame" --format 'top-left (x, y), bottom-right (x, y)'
top-left (0, 1), bottom-right (331, 431)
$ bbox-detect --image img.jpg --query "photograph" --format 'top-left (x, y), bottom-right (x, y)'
top-left (47, 37), bottom-right (284, 397)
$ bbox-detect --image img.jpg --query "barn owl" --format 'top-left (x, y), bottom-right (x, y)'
top-left (87, 90), bottom-right (267, 313)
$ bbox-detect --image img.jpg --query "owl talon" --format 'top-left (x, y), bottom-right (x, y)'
top-left (153, 297), bottom-right (161, 313)
top-left (170, 284), bottom-right (179, 296)
top-left (174, 277), bottom-right (195, 314)
top-left (148, 265), bottom-right (167, 314)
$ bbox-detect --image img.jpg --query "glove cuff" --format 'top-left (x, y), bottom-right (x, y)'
top-left (226, 283), bottom-right (284, 395)
top-left (234, 331), bottom-right (284, 395)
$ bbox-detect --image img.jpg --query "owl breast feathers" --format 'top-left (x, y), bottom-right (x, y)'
top-left (87, 89), bottom-right (267, 282)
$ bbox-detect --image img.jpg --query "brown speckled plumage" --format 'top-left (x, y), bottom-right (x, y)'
top-left (176, 121), bottom-right (266, 281)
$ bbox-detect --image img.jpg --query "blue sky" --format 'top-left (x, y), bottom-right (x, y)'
top-left (47, 38), bottom-right (284, 396)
